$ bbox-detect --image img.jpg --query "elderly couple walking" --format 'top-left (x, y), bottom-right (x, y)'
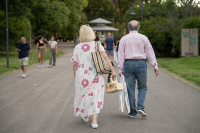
top-left (70, 20), bottom-right (159, 129)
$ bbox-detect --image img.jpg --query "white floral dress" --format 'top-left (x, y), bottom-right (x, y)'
top-left (70, 41), bottom-right (105, 118)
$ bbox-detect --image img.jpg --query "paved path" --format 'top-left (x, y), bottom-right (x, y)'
top-left (0, 44), bottom-right (200, 133)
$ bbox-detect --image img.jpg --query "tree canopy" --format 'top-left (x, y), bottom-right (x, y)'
top-left (1, 0), bottom-right (200, 57)
top-left (0, 0), bottom-right (87, 50)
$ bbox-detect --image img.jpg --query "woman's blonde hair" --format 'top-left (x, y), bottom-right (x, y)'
top-left (79, 25), bottom-right (95, 42)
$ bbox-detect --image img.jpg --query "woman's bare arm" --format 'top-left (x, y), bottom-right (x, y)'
top-left (73, 65), bottom-right (78, 78)
top-left (101, 51), bottom-right (116, 77)
top-left (44, 43), bottom-right (47, 52)
top-left (56, 44), bottom-right (57, 54)
top-left (48, 41), bottom-right (51, 47)
top-left (36, 43), bottom-right (39, 53)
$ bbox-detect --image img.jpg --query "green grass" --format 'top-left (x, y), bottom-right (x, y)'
top-left (0, 48), bottom-right (64, 76)
top-left (157, 56), bottom-right (200, 86)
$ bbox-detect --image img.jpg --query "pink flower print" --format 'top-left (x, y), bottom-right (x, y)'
top-left (88, 92), bottom-right (93, 96)
top-left (81, 44), bottom-right (90, 52)
top-left (73, 61), bottom-right (77, 65)
top-left (81, 109), bottom-right (85, 113)
top-left (92, 78), bottom-right (99, 83)
top-left (82, 95), bottom-right (85, 98)
top-left (97, 101), bottom-right (102, 108)
top-left (81, 64), bottom-right (84, 68)
top-left (76, 108), bottom-right (79, 113)
top-left (84, 70), bottom-right (88, 74)
top-left (82, 79), bottom-right (89, 88)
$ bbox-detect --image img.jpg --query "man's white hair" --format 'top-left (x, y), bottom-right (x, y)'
top-left (128, 20), bottom-right (140, 31)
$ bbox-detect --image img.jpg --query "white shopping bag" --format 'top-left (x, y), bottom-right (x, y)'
top-left (113, 50), bottom-right (118, 63)
top-left (119, 75), bottom-right (130, 113)
top-left (119, 89), bottom-right (124, 112)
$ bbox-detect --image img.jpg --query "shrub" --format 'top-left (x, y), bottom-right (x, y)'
top-left (139, 17), bottom-right (173, 57)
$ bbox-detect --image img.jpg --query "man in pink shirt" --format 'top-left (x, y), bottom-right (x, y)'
top-left (118, 20), bottom-right (159, 118)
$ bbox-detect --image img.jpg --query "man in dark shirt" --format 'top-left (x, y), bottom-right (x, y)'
top-left (104, 33), bottom-right (115, 65)
top-left (16, 36), bottom-right (33, 78)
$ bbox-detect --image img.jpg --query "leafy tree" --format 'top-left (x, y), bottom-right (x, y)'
top-left (30, 0), bottom-right (70, 36)
top-left (0, 0), bottom-right (87, 50)
top-left (62, 0), bottom-right (88, 38)
top-left (0, 0), bottom-right (32, 50)
top-left (140, 17), bottom-right (173, 57)
top-left (155, 0), bottom-right (200, 56)
top-left (84, 0), bottom-right (119, 23)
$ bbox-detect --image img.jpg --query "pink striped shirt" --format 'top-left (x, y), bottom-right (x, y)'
top-left (118, 31), bottom-right (158, 73)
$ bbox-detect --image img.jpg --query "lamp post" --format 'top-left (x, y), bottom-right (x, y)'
top-left (129, 0), bottom-right (144, 21)
top-left (29, 22), bottom-right (31, 49)
top-left (6, 0), bottom-right (9, 69)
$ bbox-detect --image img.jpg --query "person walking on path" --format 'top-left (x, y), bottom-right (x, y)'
top-left (99, 35), bottom-right (105, 47)
top-left (70, 25), bottom-right (117, 129)
top-left (48, 36), bottom-right (57, 68)
top-left (94, 35), bottom-right (101, 44)
top-left (118, 20), bottom-right (159, 118)
top-left (16, 36), bottom-right (33, 78)
top-left (104, 33), bottom-right (115, 66)
top-left (75, 36), bottom-right (80, 45)
top-left (34, 35), bottom-right (47, 68)
top-left (116, 39), bottom-right (120, 52)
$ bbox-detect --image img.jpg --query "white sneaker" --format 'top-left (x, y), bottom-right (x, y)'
top-left (91, 123), bottom-right (98, 129)
top-left (137, 110), bottom-right (148, 117)
top-left (37, 63), bottom-right (40, 67)
top-left (41, 65), bottom-right (43, 68)
top-left (82, 117), bottom-right (89, 122)
top-left (48, 65), bottom-right (51, 68)
top-left (22, 74), bottom-right (26, 78)
top-left (128, 114), bottom-right (135, 118)
top-left (53, 65), bottom-right (56, 67)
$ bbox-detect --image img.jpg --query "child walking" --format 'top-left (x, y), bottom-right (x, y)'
top-left (48, 36), bottom-right (57, 68)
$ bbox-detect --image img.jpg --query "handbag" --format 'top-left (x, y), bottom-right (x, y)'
top-left (91, 41), bottom-right (110, 74)
top-left (106, 76), bottom-right (124, 93)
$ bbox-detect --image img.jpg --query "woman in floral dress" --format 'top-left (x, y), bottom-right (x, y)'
top-left (70, 25), bottom-right (116, 129)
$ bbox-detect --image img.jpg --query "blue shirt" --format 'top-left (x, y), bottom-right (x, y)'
top-left (16, 42), bottom-right (31, 59)
top-left (105, 37), bottom-right (114, 50)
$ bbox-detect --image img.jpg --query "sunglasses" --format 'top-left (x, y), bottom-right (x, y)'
top-left (80, 24), bottom-right (89, 28)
